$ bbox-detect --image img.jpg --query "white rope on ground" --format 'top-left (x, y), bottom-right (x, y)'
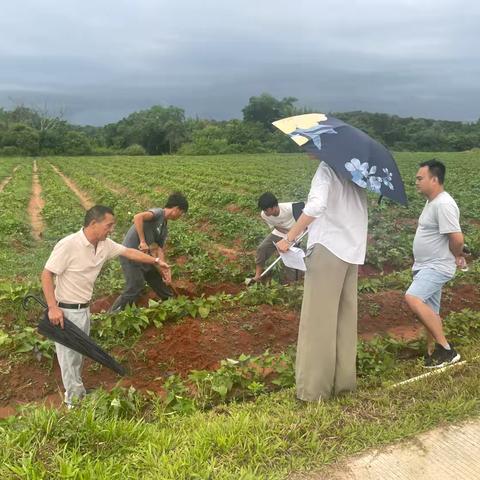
top-left (390, 355), bottom-right (480, 389)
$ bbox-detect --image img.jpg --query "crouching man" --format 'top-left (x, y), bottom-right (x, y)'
top-left (253, 192), bottom-right (305, 283)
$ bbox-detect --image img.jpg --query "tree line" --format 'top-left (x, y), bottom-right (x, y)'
top-left (1, 93), bottom-right (479, 156)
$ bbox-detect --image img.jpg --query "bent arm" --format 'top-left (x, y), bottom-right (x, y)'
top-left (133, 211), bottom-right (155, 251)
top-left (287, 213), bottom-right (314, 242)
top-left (276, 213), bottom-right (314, 252)
top-left (448, 231), bottom-right (464, 257)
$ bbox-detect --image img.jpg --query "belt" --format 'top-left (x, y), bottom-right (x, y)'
top-left (58, 302), bottom-right (90, 309)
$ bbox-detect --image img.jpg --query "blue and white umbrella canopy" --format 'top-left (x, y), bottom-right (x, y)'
top-left (273, 113), bottom-right (408, 205)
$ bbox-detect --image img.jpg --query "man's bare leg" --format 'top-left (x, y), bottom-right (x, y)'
top-left (405, 294), bottom-right (449, 348)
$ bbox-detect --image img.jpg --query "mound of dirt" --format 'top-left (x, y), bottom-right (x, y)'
top-left (1, 283), bottom-right (478, 415)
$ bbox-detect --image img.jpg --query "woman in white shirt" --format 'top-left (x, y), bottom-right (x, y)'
top-left (277, 161), bottom-right (368, 402)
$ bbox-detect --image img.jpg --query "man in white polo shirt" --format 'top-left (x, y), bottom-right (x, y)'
top-left (277, 161), bottom-right (368, 402)
top-left (41, 205), bottom-right (170, 407)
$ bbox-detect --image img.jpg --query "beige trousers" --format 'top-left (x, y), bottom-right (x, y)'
top-left (296, 243), bottom-right (358, 402)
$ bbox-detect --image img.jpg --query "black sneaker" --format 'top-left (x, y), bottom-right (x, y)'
top-left (423, 353), bottom-right (433, 367)
top-left (424, 343), bottom-right (461, 369)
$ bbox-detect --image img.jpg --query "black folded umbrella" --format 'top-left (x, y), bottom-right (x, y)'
top-left (23, 294), bottom-right (127, 376)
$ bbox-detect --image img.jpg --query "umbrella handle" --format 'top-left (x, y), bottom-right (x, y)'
top-left (23, 294), bottom-right (48, 310)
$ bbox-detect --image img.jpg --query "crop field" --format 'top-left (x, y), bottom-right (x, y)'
top-left (1, 152), bottom-right (480, 479)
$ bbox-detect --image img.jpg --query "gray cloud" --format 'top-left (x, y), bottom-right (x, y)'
top-left (1, 0), bottom-right (479, 125)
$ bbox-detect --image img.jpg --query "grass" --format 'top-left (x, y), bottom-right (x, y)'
top-left (1, 348), bottom-right (479, 479)
top-left (2, 305), bottom-right (480, 479)
top-left (1, 153), bottom-right (480, 478)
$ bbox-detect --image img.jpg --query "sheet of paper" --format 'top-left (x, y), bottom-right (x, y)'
top-left (279, 246), bottom-right (306, 271)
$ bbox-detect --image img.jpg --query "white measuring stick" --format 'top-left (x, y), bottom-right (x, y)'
top-left (390, 355), bottom-right (480, 389)
top-left (259, 229), bottom-right (309, 279)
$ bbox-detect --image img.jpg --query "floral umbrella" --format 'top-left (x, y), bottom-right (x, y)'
top-left (273, 113), bottom-right (407, 205)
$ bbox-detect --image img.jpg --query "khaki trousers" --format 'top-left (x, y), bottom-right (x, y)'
top-left (296, 243), bottom-right (358, 402)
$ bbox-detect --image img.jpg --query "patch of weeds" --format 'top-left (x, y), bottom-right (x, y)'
top-left (368, 302), bottom-right (381, 317)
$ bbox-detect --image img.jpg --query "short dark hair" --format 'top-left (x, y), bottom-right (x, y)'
top-left (84, 205), bottom-right (114, 227)
top-left (420, 159), bottom-right (446, 185)
top-left (258, 192), bottom-right (278, 210)
top-left (165, 192), bottom-right (189, 212)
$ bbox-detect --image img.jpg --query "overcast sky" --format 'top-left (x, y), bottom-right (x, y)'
top-left (1, 0), bottom-right (479, 125)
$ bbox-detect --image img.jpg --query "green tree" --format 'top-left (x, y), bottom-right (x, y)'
top-left (1, 124), bottom-right (40, 155)
top-left (103, 105), bottom-right (187, 154)
top-left (242, 93), bottom-right (298, 130)
top-left (122, 144), bottom-right (147, 156)
top-left (61, 131), bottom-right (92, 155)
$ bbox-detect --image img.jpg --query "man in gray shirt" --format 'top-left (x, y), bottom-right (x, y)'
top-left (405, 159), bottom-right (465, 368)
top-left (110, 192), bottom-right (188, 312)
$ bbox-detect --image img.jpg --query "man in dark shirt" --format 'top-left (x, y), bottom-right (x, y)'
top-left (110, 192), bottom-right (188, 312)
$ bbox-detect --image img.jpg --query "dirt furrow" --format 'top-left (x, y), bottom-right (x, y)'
top-left (28, 161), bottom-right (45, 240)
top-left (103, 181), bottom-right (126, 196)
top-left (1, 282), bottom-right (479, 416)
top-left (0, 165), bottom-right (20, 193)
top-left (49, 164), bottom-right (94, 210)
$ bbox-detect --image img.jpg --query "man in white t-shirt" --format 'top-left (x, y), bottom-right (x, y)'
top-left (41, 205), bottom-right (170, 407)
top-left (277, 161), bottom-right (368, 402)
top-left (253, 192), bottom-right (305, 282)
top-left (405, 159), bottom-right (465, 368)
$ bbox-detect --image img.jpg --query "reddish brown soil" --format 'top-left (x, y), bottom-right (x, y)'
top-left (358, 283), bottom-right (479, 340)
top-left (175, 255), bottom-right (189, 266)
top-left (225, 203), bottom-right (242, 214)
top-left (214, 244), bottom-right (241, 262)
top-left (196, 219), bottom-right (216, 234)
top-left (1, 283), bottom-right (479, 415)
top-left (358, 263), bottom-right (396, 276)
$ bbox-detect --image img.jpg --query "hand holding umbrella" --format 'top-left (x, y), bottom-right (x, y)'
top-left (23, 294), bottom-right (127, 376)
top-left (47, 304), bottom-right (65, 329)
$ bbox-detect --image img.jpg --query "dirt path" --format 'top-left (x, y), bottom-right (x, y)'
top-left (0, 165), bottom-right (20, 193)
top-left (28, 161), bottom-right (45, 240)
top-left (49, 164), bottom-right (94, 210)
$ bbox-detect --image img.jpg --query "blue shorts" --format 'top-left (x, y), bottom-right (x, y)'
top-left (405, 268), bottom-right (453, 314)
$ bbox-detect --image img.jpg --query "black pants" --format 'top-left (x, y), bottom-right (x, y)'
top-left (110, 258), bottom-right (173, 312)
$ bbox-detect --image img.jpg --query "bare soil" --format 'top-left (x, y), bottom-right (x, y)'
top-left (1, 282), bottom-right (478, 416)
top-left (28, 160), bottom-right (45, 240)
